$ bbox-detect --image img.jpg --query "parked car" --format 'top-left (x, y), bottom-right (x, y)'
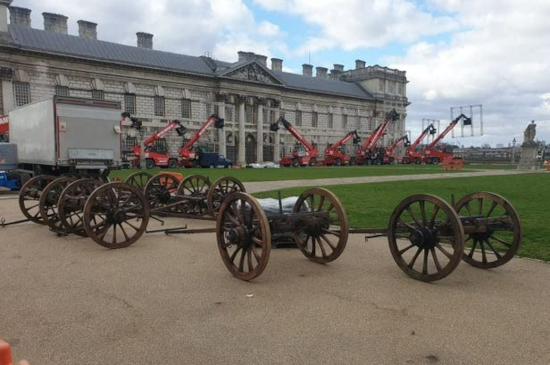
top-left (197, 152), bottom-right (233, 168)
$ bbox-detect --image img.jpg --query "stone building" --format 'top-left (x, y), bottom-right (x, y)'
top-left (0, 1), bottom-right (409, 165)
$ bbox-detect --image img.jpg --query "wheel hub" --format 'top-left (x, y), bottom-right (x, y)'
top-left (410, 229), bottom-right (436, 249)
top-left (108, 208), bottom-right (127, 224)
top-left (159, 188), bottom-right (172, 204)
top-left (227, 226), bottom-right (248, 247)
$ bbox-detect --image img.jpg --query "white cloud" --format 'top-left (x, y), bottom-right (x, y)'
top-left (388, 0), bottom-right (550, 144)
top-left (254, 0), bottom-right (459, 54)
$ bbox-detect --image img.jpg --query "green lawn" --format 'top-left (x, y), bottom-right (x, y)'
top-left (111, 164), bottom-right (468, 183)
top-left (254, 173), bottom-right (550, 262)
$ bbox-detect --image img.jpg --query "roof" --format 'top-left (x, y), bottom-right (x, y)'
top-left (5, 25), bottom-right (375, 100)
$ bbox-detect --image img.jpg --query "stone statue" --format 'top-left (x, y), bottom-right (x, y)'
top-left (523, 120), bottom-right (537, 146)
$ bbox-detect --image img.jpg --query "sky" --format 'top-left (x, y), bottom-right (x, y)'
top-left (13, 0), bottom-right (550, 147)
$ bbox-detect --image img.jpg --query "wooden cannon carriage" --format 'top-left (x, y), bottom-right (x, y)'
top-left (8, 174), bottom-right (522, 283)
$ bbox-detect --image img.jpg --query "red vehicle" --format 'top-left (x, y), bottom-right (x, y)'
top-left (356, 109), bottom-right (399, 165)
top-left (423, 114), bottom-right (471, 164)
top-left (0, 115), bottom-right (8, 142)
top-left (130, 117), bottom-right (186, 169)
top-left (270, 117), bottom-right (319, 167)
top-left (178, 114), bottom-right (225, 167)
top-left (382, 134), bottom-right (410, 164)
top-left (402, 124), bottom-right (436, 164)
top-left (324, 130), bottom-right (360, 166)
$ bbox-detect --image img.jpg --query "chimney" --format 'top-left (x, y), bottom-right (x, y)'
top-left (43, 12), bottom-right (68, 34)
top-left (78, 20), bottom-right (97, 40)
top-left (316, 67), bottom-right (328, 79)
top-left (238, 51), bottom-right (258, 62)
top-left (271, 58), bottom-right (283, 72)
top-left (137, 32), bottom-right (153, 49)
top-left (0, 0), bottom-right (13, 32)
top-left (302, 64), bottom-right (313, 77)
top-left (255, 54), bottom-right (267, 67)
top-left (355, 59), bottom-right (366, 69)
top-left (330, 69), bottom-right (342, 81)
top-left (9, 6), bottom-right (31, 28)
top-left (334, 64), bottom-right (344, 72)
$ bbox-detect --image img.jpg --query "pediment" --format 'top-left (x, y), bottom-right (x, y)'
top-left (222, 62), bottom-right (283, 86)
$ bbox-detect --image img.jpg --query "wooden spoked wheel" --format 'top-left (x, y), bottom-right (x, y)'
top-left (292, 188), bottom-right (349, 264)
top-left (175, 175), bottom-right (211, 215)
top-left (217, 193), bottom-right (271, 281)
top-left (38, 177), bottom-right (77, 232)
top-left (18, 175), bottom-right (57, 224)
top-left (207, 177), bottom-right (246, 218)
top-left (144, 173), bottom-right (181, 210)
top-left (83, 182), bottom-right (150, 249)
top-left (58, 179), bottom-right (103, 237)
top-left (124, 171), bottom-right (153, 190)
top-left (388, 194), bottom-right (465, 282)
top-left (455, 192), bottom-right (522, 269)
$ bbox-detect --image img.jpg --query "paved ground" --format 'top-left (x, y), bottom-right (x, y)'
top-left (244, 168), bottom-right (542, 193)
top-left (1, 198), bottom-right (549, 365)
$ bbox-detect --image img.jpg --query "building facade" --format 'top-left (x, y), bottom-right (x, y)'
top-left (0, 1), bottom-right (409, 165)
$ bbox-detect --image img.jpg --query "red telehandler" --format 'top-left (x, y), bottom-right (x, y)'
top-left (356, 109), bottom-right (399, 165)
top-left (402, 124), bottom-right (437, 164)
top-left (178, 114), bottom-right (225, 167)
top-left (324, 130), bottom-right (361, 166)
top-left (422, 114), bottom-right (471, 164)
top-left (382, 134), bottom-right (410, 164)
top-left (127, 114), bottom-right (186, 169)
top-left (127, 113), bottom-right (224, 169)
top-left (270, 117), bottom-right (319, 167)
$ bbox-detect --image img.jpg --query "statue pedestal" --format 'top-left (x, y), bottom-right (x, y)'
top-left (518, 145), bottom-right (538, 170)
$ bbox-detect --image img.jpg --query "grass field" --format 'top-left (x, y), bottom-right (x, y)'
top-left (110, 164), bottom-right (472, 182)
top-left (255, 173), bottom-right (550, 262)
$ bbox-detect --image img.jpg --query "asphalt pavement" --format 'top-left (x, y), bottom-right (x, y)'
top-left (1, 198), bottom-right (549, 365)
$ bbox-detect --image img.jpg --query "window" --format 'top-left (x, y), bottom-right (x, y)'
top-left (181, 99), bottom-right (192, 119)
top-left (245, 105), bottom-right (254, 124)
top-left (125, 136), bottom-right (138, 149)
top-left (378, 79), bottom-right (385, 92)
top-left (154, 96), bottom-right (165, 117)
top-left (312, 112), bottom-right (318, 128)
top-left (295, 111), bottom-right (302, 126)
top-left (91, 90), bottom-right (105, 100)
top-left (397, 83), bottom-right (404, 96)
top-left (55, 85), bottom-right (69, 97)
top-left (13, 82), bottom-right (31, 107)
top-left (124, 94), bottom-right (136, 114)
top-left (342, 114), bottom-right (348, 129)
top-left (388, 81), bottom-right (396, 94)
top-left (225, 106), bottom-right (233, 122)
top-left (328, 113), bottom-right (334, 129)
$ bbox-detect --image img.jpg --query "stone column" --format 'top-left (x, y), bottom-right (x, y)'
top-left (1, 79), bottom-right (13, 113)
top-left (273, 108), bottom-right (281, 162)
top-left (256, 104), bottom-right (263, 163)
top-left (238, 98), bottom-right (246, 165)
top-left (217, 102), bottom-right (226, 157)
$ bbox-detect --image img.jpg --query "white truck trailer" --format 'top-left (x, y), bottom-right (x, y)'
top-left (9, 97), bottom-right (122, 178)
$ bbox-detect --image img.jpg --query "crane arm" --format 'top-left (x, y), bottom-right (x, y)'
top-left (408, 124), bottom-right (436, 153)
top-left (327, 130), bottom-right (360, 152)
top-left (141, 120), bottom-right (186, 147)
top-left (386, 135), bottom-right (410, 152)
top-left (270, 117), bottom-right (316, 152)
top-left (360, 109), bottom-right (400, 152)
top-left (182, 114), bottom-right (225, 150)
top-left (426, 114), bottom-right (471, 149)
